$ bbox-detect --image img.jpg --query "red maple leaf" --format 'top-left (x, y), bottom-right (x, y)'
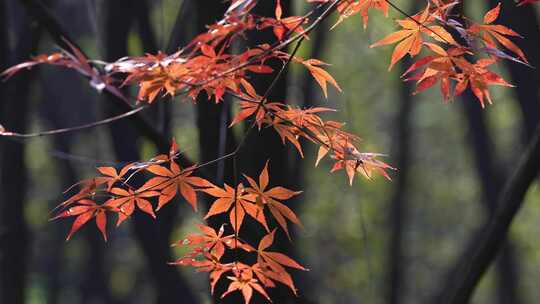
top-left (143, 163), bottom-right (213, 211)
top-left (202, 184), bottom-right (259, 233)
top-left (244, 161), bottom-right (302, 239)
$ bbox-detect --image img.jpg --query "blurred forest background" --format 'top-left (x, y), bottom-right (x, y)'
top-left (1, 0), bottom-right (539, 303)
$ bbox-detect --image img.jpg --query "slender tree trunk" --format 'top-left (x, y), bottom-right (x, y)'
top-left (242, 2), bottom-right (302, 304)
top-left (430, 2), bottom-right (536, 302)
top-left (191, 2), bottom-right (241, 303)
top-left (487, 0), bottom-right (540, 140)
top-left (292, 9), bottom-right (330, 302)
top-left (0, 0), bottom-right (8, 151)
top-left (461, 90), bottom-right (522, 304)
top-left (135, 0), bottom-right (158, 53)
top-left (445, 123), bottom-right (540, 304)
top-left (0, 5), bottom-right (41, 302)
top-left (193, 0), bottom-right (236, 182)
top-left (386, 59), bottom-right (413, 304)
top-left (241, 0), bottom-right (291, 185)
top-left (104, 1), bottom-right (198, 303)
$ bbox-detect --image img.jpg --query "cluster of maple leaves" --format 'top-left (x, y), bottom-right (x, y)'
top-left (53, 138), bottom-right (308, 301)
top-left (1, 0), bottom-right (537, 303)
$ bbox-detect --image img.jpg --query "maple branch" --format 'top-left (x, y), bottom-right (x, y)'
top-left (445, 123), bottom-right (540, 304)
top-left (233, 157), bottom-right (239, 248)
top-left (228, 89), bottom-right (339, 151)
top-left (7, 0), bottom-right (332, 146)
top-left (0, 106), bottom-right (147, 138)
top-left (18, 0), bottom-right (83, 55)
top-left (16, 0), bottom-right (191, 160)
top-left (127, 36), bottom-right (308, 197)
top-left (384, 0), bottom-right (455, 45)
top-left (235, 38), bottom-right (306, 145)
top-left (227, 91), bottom-right (334, 150)
top-left (191, 0), bottom-right (340, 88)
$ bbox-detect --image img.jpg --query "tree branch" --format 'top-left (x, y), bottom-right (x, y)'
top-left (17, 0), bottom-right (194, 166)
top-left (0, 105), bottom-right (147, 138)
top-left (446, 123), bottom-right (540, 304)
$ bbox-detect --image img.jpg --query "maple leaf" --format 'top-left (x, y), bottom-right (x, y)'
top-left (331, 147), bottom-right (395, 185)
top-left (257, 0), bottom-right (306, 41)
top-left (1, 53), bottom-right (64, 80)
top-left (517, 0), bottom-right (540, 6)
top-left (452, 57), bottom-right (514, 107)
top-left (95, 162), bottom-right (133, 191)
top-left (270, 106), bottom-right (337, 157)
top-left (308, 0), bottom-right (388, 29)
top-left (244, 161), bottom-right (302, 239)
top-left (55, 177), bottom-right (108, 213)
top-left (1, 39), bottom-right (125, 100)
top-left (335, 0), bottom-right (389, 29)
top-left (147, 137), bottom-right (181, 165)
top-left (221, 263), bottom-right (272, 304)
top-left (270, 120), bottom-right (305, 157)
top-left (312, 120), bottom-right (361, 166)
top-left (256, 229), bottom-right (307, 295)
top-left (174, 224), bottom-right (251, 257)
top-left (105, 187), bottom-right (160, 226)
top-left (302, 59), bottom-right (342, 98)
top-left (172, 224), bottom-right (257, 293)
top-left (467, 3), bottom-right (528, 64)
top-left (171, 223), bottom-right (255, 293)
top-left (230, 100), bottom-right (284, 129)
top-left (202, 184), bottom-right (258, 233)
top-left (172, 250), bottom-right (233, 294)
top-left (402, 44), bottom-right (468, 101)
top-left (52, 199), bottom-right (110, 241)
top-left (370, 4), bottom-right (457, 70)
top-left (143, 163), bottom-right (213, 211)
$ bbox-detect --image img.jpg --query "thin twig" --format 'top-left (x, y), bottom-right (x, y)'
top-left (0, 106), bottom-right (147, 138)
top-left (384, 0), bottom-right (455, 45)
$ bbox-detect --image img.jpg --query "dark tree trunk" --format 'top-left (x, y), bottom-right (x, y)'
top-left (241, 0), bottom-right (292, 185)
top-left (135, 0), bottom-right (158, 53)
top-left (292, 8), bottom-right (330, 301)
top-left (445, 123), bottom-right (540, 304)
top-left (386, 59), bottom-right (413, 304)
top-left (461, 90), bottom-right (522, 304)
top-left (241, 2), bottom-right (303, 304)
top-left (429, 2), bottom-right (529, 302)
top-left (300, 5), bottom-right (329, 109)
top-left (191, 2), bottom-right (240, 303)
top-left (0, 4), bottom-right (41, 302)
top-left (193, 0), bottom-right (235, 187)
top-left (487, 0), bottom-right (540, 140)
top-left (192, 1), bottom-right (303, 303)
top-left (0, 0), bottom-right (8, 150)
top-left (104, 1), bottom-right (198, 303)
top-left (431, 2), bottom-right (538, 302)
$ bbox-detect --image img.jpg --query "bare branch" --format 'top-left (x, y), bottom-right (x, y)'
top-left (0, 106), bottom-right (147, 138)
top-left (446, 123), bottom-right (540, 304)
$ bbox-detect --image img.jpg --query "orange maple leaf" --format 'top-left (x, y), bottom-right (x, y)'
top-left (52, 199), bottom-right (110, 241)
top-left (244, 161), bottom-right (302, 239)
top-left (452, 57), bottom-right (514, 107)
top-left (370, 4), bottom-right (457, 70)
top-left (105, 187), bottom-right (160, 226)
top-left (256, 229), bottom-right (307, 295)
top-left (202, 184), bottom-right (259, 233)
top-left (143, 163), bottom-right (213, 211)
top-left (302, 59), bottom-right (341, 98)
top-left (221, 263), bottom-right (272, 304)
top-left (95, 162), bottom-right (133, 191)
top-left (331, 148), bottom-right (395, 185)
top-left (467, 3), bottom-right (528, 64)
